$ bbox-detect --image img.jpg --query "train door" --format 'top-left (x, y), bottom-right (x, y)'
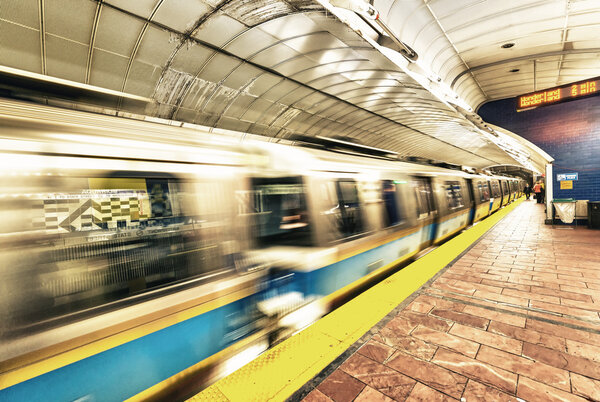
top-left (410, 176), bottom-right (436, 249)
top-left (489, 179), bottom-right (501, 213)
top-left (474, 180), bottom-right (490, 222)
top-left (466, 178), bottom-right (476, 225)
top-left (433, 178), bottom-right (469, 243)
top-left (501, 180), bottom-right (510, 206)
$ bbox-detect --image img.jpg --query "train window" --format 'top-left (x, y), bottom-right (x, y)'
top-left (336, 179), bottom-right (364, 237)
top-left (320, 179), bottom-right (364, 240)
top-left (381, 180), bottom-right (403, 227)
top-left (0, 173), bottom-right (236, 334)
top-left (444, 181), bottom-right (465, 209)
top-left (411, 178), bottom-right (434, 218)
top-left (490, 181), bottom-right (501, 198)
top-left (250, 177), bottom-right (311, 247)
top-left (502, 181), bottom-right (509, 195)
top-left (477, 182), bottom-right (490, 202)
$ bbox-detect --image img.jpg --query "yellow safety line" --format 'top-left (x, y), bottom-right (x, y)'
top-left (190, 198), bottom-right (524, 402)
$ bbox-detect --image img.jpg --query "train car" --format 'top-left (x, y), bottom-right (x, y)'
top-left (0, 100), bottom-right (283, 401)
top-left (487, 178), bottom-right (502, 214)
top-left (430, 175), bottom-right (472, 243)
top-left (499, 178), bottom-right (511, 206)
top-left (467, 175), bottom-right (491, 224)
top-left (0, 99), bottom-right (523, 401)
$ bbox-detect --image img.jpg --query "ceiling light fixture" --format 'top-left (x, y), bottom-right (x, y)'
top-left (501, 43), bottom-right (515, 49)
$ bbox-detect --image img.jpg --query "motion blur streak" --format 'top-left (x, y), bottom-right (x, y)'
top-left (0, 99), bottom-right (524, 401)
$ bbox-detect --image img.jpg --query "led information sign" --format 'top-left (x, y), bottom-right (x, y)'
top-left (517, 76), bottom-right (599, 111)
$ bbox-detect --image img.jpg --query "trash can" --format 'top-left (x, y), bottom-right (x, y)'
top-left (588, 201), bottom-right (600, 229)
top-left (552, 199), bottom-right (576, 225)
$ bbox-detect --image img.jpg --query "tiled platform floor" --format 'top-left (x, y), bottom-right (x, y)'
top-left (302, 201), bottom-right (600, 401)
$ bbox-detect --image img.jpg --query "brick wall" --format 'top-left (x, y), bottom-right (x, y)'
top-left (478, 95), bottom-right (600, 201)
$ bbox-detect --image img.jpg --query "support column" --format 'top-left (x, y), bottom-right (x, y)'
top-left (545, 163), bottom-right (553, 222)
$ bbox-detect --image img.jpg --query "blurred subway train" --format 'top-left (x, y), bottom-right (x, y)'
top-left (0, 99), bottom-right (523, 401)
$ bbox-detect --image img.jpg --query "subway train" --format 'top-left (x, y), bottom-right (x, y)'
top-left (0, 99), bottom-right (523, 401)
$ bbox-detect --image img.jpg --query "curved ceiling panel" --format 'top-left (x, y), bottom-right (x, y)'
top-left (375, 0), bottom-right (600, 109)
top-left (0, 0), bottom-right (557, 172)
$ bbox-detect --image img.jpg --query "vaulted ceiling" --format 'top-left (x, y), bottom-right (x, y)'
top-left (375, 0), bottom-right (600, 109)
top-left (2, 0), bottom-right (590, 173)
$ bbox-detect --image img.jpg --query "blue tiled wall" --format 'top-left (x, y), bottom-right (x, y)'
top-left (478, 95), bottom-right (600, 201)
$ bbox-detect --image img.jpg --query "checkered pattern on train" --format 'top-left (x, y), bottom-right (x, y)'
top-left (34, 193), bottom-right (150, 233)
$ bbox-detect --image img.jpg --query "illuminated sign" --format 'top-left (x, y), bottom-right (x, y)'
top-left (557, 173), bottom-right (578, 181)
top-left (517, 76), bottom-right (599, 111)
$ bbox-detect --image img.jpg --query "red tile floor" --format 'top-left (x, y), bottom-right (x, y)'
top-left (301, 201), bottom-right (600, 401)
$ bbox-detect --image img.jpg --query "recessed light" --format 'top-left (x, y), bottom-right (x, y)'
top-left (509, 68), bottom-right (520, 73)
top-left (501, 43), bottom-right (515, 49)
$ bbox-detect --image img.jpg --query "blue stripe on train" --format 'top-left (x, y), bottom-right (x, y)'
top-left (2, 224), bottom-right (435, 401)
top-left (291, 224), bottom-right (434, 297)
top-left (2, 298), bottom-right (254, 402)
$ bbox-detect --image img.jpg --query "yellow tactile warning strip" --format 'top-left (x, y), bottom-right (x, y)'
top-left (190, 199), bottom-right (524, 401)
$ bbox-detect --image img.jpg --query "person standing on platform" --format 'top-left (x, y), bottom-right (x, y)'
top-left (540, 181), bottom-right (545, 204)
top-left (533, 181), bottom-right (542, 203)
top-left (524, 183), bottom-right (531, 200)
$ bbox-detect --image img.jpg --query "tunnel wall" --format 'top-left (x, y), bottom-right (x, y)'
top-left (478, 95), bottom-right (600, 201)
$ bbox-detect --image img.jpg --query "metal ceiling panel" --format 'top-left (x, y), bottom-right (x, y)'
top-left (567, 25), bottom-right (600, 42)
top-left (278, 86), bottom-right (314, 105)
top-left (258, 13), bottom-right (321, 39)
top-left (104, 0), bottom-right (160, 18)
top-left (170, 44), bottom-right (215, 75)
top-left (135, 26), bottom-right (179, 67)
top-left (273, 55), bottom-right (323, 76)
top-left (0, 0), bottom-right (39, 29)
top-left (224, 27), bottom-right (280, 59)
top-left (124, 60), bottom-right (163, 98)
top-left (222, 92), bottom-right (256, 119)
top-left (307, 74), bottom-right (352, 90)
top-left (193, 12), bottom-right (248, 48)
top-left (251, 43), bottom-right (302, 68)
top-left (89, 49), bottom-right (129, 91)
top-left (284, 32), bottom-right (347, 53)
top-left (260, 80), bottom-right (300, 102)
top-left (152, 0), bottom-right (213, 32)
top-left (93, 6), bottom-right (144, 57)
top-left (302, 48), bottom-right (365, 65)
top-left (45, 0), bottom-right (96, 45)
top-left (253, 102), bottom-right (288, 125)
top-left (222, 63), bottom-right (264, 90)
top-left (195, 53), bottom-right (240, 83)
top-left (0, 21), bottom-right (41, 73)
top-left (291, 61), bottom-right (368, 82)
top-left (220, 0), bottom-right (295, 27)
top-left (244, 73), bottom-right (283, 97)
top-left (46, 35), bottom-right (87, 82)
top-left (177, 78), bottom-right (212, 110)
top-left (240, 97), bottom-right (274, 121)
top-left (293, 92), bottom-right (328, 110)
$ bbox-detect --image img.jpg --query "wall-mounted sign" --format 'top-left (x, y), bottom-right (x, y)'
top-left (557, 173), bottom-right (578, 181)
top-left (517, 76), bottom-right (599, 111)
top-left (560, 180), bottom-right (573, 190)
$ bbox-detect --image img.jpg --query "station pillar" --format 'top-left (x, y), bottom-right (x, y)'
top-left (545, 162), bottom-right (553, 222)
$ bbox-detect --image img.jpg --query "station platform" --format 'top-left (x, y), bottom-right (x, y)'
top-left (192, 200), bottom-right (600, 401)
